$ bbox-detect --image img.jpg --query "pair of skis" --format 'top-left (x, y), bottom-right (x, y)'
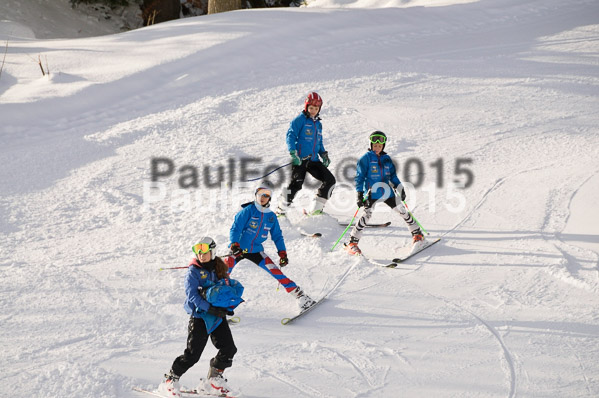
top-left (133, 386), bottom-right (235, 398)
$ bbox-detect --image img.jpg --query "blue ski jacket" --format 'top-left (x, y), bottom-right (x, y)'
top-left (355, 150), bottom-right (402, 200)
top-left (286, 111), bottom-right (326, 162)
top-left (183, 258), bottom-right (244, 333)
top-left (230, 202), bottom-right (286, 254)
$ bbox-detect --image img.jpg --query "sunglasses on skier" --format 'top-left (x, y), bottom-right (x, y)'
top-left (192, 242), bottom-right (212, 255)
top-left (370, 135), bottom-right (386, 144)
top-left (256, 188), bottom-right (272, 199)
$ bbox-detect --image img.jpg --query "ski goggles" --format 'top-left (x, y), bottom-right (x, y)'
top-left (370, 135), bottom-right (386, 144)
top-left (192, 242), bottom-right (212, 255)
top-left (256, 189), bottom-right (272, 199)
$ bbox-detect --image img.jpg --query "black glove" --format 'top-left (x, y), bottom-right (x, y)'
top-left (198, 287), bottom-right (207, 300)
top-left (230, 242), bottom-right (243, 258)
top-left (207, 305), bottom-right (233, 318)
top-left (278, 250), bottom-right (288, 267)
top-left (357, 191), bottom-right (364, 208)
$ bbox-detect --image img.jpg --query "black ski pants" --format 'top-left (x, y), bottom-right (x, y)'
top-left (171, 316), bottom-right (237, 377)
top-left (283, 160), bottom-right (336, 204)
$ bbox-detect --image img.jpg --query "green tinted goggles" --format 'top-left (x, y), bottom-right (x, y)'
top-left (370, 135), bottom-right (386, 144)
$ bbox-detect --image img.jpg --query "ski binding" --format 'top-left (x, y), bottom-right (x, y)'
top-left (281, 298), bottom-right (326, 325)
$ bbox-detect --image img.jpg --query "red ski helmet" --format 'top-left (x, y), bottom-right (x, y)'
top-left (304, 92), bottom-right (323, 112)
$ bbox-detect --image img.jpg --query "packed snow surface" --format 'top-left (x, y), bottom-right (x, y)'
top-left (1, 0), bottom-right (598, 397)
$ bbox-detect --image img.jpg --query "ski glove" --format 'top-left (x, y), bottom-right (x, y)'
top-left (207, 305), bottom-right (234, 318)
top-left (290, 150), bottom-right (301, 166)
top-left (198, 287), bottom-right (207, 300)
top-left (278, 250), bottom-right (288, 267)
top-left (392, 183), bottom-right (406, 201)
top-left (230, 242), bottom-right (243, 258)
top-left (320, 151), bottom-right (330, 168)
top-left (357, 191), bottom-right (365, 208)
top-left (399, 188), bottom-right (406, 202)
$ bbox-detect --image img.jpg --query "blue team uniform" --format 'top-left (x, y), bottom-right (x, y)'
top-left (286, 112), bottom-right (326, 162)
top-left (229, 202), bottom-right (286, 254)
top-left (355, 150), bottom-right (402, 200)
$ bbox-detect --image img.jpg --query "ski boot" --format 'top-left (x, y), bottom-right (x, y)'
top-left (157, 370), bottom-right (181, 398)
top-left (344, 237), bottom-right (362, 256)
top-left (203, 367), bottom-right (232, 397)
top-left (305, 196), bottom-right (327, 216)
top-left (275, 198), bottom-right (289, 218)
top-left (411, 231), bottom-right (426, 253)
top-left (292, 287), bottom-right (316, 310)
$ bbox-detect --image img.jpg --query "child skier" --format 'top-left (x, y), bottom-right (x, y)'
top-left (276, 92), bottom-right (336, 216)
top-left (345, 131), bottom-right (425, 255)
top-left (158, 237), bottom-right (244, 398)
top-left (229, 182), bottom-right (316, 310)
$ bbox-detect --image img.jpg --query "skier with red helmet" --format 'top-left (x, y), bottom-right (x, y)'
top-left (345, 131), bottom-right (425, 256)
top-left (276, 92), bottom-right (336, 217)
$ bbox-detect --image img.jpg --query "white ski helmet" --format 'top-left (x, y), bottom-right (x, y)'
top-left (192, 236), bottom-right (217, 260)
top-left (254, 181), bottom-right (274, 207)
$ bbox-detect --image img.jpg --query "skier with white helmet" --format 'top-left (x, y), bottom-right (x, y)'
top-left (345, 131), bottom-right (425, 256)
top-left (228, 181), bottom-right (315, 310)
top-left (276, 91), bottom-right (336, 217)
top-left (158, 237), bottom-right (243, 398)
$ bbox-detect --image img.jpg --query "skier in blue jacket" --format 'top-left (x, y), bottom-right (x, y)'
top-left (276, 92), bottom-right (336, 216)
top-left (345, 131), bottom-right (424, 255)
top-left (229, 182), bottom-right (315, 310)
top-left (159, 237), bottom-right (242, 398)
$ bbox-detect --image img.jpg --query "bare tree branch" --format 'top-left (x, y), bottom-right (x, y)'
top-left (0, 40), bottom-right (8, 81)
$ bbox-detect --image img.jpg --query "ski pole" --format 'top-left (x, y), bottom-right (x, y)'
top-left (391, 187), bottom-right (428, 235)
top-left (245, 155), bottom-right (312, 182)
top-left (330, 207), bottom-right (361, 251)
top-left (244, 162), bottom-right (291, 182)
top-left (158, 266), bottom-right (189, 271)
top-left (402, 201), bottom-right (428, 235)
top-left (394, 187), bottom-right (429, 235)
top-left (159, 252), bottom-right (238, 271)
top-left (330, 189), bottom-right (371, 251)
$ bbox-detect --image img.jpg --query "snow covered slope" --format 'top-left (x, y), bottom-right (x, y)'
top-left (1, 1), bottom-right (598, 397)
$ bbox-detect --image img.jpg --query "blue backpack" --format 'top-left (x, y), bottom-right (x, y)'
top-left (204, 278), bottom-right (244, 309)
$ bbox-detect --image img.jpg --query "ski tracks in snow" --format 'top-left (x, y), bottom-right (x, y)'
top-left (543, 169), bottom-right (599, 293)
top-left (382, 174), bottom-right (524, 396)
top-left (436, 296), bottom-right (517, 398)
top-left (401, 163), bottom-right (599, 397)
